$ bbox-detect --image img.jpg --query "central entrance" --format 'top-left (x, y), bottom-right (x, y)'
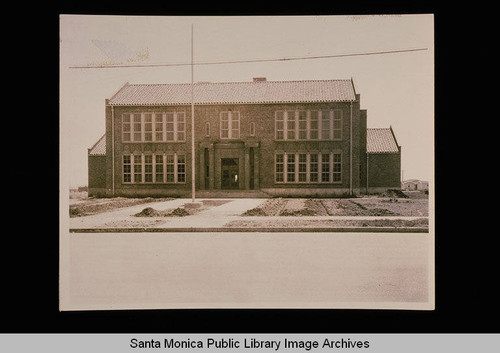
top-left (221, 158), bottom-right (239, 189)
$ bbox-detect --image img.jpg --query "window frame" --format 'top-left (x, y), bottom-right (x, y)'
top-left (220, 110), bottom-right (240, 140)
top-left (274, 151), bottom-right (342, 184)
top-left (121, 152), bottom-right (186, 184)
top-left (121, 111), bottom-right (186, 143)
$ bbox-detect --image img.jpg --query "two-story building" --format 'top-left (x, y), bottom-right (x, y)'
top-left (87, 78), bottom-right (401, 197)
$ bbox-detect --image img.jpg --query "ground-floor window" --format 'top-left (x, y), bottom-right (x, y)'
top-left (275, 151), bottom-right (342, 184)
top-left (122, 152), bottom-right (186, 184)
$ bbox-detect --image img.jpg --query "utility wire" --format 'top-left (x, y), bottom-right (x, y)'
top-left (69, 47), bottom-right (428, 69)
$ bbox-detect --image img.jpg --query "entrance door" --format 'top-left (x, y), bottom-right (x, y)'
top-left (221, 158), bottom-right (239, 189)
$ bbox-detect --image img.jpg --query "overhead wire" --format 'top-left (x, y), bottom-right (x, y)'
top-left (69, 47), bottom-right (428, 69)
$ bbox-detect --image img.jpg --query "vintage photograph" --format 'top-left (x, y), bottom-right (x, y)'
top-left (60, 14), bottom-right (434, 310)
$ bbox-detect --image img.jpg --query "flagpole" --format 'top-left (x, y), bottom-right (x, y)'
top-left (191, 23), bottom-right (196, 203)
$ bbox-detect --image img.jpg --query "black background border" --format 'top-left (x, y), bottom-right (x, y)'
top-left (4, 3), bottom-right (496, 334)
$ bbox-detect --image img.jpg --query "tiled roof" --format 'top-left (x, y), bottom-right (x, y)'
top-left (367, 128), bottom-right (400, 154)
top-left (88, 134), bottom-right (106, 156)
top-left (108, 79), bottom-right (356, 106)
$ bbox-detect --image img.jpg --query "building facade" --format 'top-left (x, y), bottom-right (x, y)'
top-left (88, 78), bottom-right (401, 197)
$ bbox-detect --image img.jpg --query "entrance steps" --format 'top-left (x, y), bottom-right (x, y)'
top-left (192, 190), bottom-right (270, 199)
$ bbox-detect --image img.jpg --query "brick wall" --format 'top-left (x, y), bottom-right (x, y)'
top-left (88, 155), bottom-right (106, 196)
top-left (104, 99), bottom-right (366, 196)
top-left (367, 152), bottom-right (401, 190)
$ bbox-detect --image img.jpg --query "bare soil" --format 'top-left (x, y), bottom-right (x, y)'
top-left (241, 193), bottom-right (428, 218)
top-left (133, 199), bottom-right (232, 218)
top-left (226, 218), bottom-right (429, 229)
top-left (69, 197), bottom-right (174, 217)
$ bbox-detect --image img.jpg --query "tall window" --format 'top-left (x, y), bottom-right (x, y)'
top-left (177, 155), bottom-right (186, 182)
top-left (176, 112), bottom-right (185, 141)
top-left (309, 111), bottom-right (319, 140)
top-left (275, 111), bottom-right (284, 140)
top-left (144, 155), bottom-right (153, 182)
top-left (333, 110), bottom-right (342, 140)
top-left (123, 155), bottom-right (131, 182)
top-left (321, 110), bottom-right (330, 140)
top-left (133, 114), bottom-right (142, 142)
top-left (166, 155), bottom-right (175, 182)
top-left (333, 152), bottom-right (342, 182)
top-left (250, 122), bottom-right (255, 136)
top-left (155, 155), bottom-right (164, 183)
top-left (122, 114), bottom-right (131, 142)
top-left (144, 114), bottom-right (153, 142)
top-left (310, 154), bottom-right (319, 182)
top-left (133, 155), bottom-right (142, 182)
top-left (321, 154), bottom-right (330, 183)
top-left (205, 122), bottom-right (211, 136)
top-left (298, 111), bottom-right (307, 140)
top-left (275, 154), bottom-right (284, 182)
top-left (155, 114), bottom-right (164, 141)
top-left (286, 111), bottom-right (296, 140)
top-left (220, 111), bottom-right (240, 139)
top-left (298, 153), bottom-right (307, 182)
top-left (287, 154), bottom-right (295, 183)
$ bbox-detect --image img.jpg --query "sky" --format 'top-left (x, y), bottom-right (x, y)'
top-left (59, 14), bottom-right (434, 188)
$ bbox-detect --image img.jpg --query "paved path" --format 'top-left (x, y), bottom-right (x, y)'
top-left (69, 198), bottom-right (428, 232)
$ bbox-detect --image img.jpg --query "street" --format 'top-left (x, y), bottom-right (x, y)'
top-left (61, 232), bottom-right (433, 310)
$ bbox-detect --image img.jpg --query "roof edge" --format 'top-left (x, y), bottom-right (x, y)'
top-left (108, 82), bottom-right (130, 103)
top-left (88, 133), bottom-right (106, 155)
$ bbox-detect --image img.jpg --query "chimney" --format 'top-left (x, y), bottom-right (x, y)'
top-left (253, 77), bottom-right (267, 82)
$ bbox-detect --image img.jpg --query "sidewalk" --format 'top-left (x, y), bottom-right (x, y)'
top-left (69, 198), bottom-right (429, 233)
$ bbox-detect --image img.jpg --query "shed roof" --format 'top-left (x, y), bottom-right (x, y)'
top-left (367, 127), bottom-right (400, 154)
top-left (88, 134), bottom-right (106, 156)
top-left (108, 79), bottom-right (357, 106)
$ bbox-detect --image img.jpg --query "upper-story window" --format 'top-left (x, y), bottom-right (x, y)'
top-left (220, 111), bottom-right (240, 139)
top-left (122, 112), bottom-right (186, 142)
top-left (275, 109), bottom-right (342, 141)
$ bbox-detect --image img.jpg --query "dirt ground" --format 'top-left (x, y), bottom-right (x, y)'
top-left (242, 192), bottom-right (428, 218)
top-left (226, 218), bottom-right (429, 229)
top-left (69, 194), bottom-right (174, 217)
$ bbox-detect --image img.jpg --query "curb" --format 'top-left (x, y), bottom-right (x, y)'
top-left (69, 227), bottom-right (428, 233)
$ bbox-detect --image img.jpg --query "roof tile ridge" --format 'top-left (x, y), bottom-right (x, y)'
top-left (88, 133), bottom-right (106, 152)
